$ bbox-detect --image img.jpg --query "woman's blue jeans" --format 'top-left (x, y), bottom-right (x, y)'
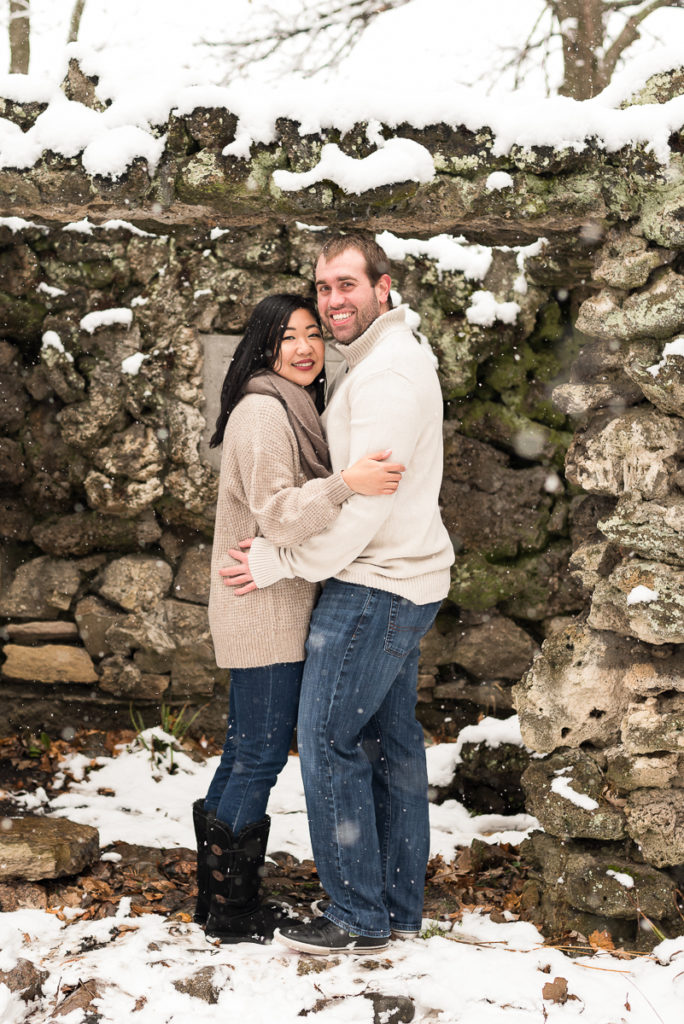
top-left (204, 661), bottom-right (303, 835)
top-left (297, 579), bottom-right (441, 938)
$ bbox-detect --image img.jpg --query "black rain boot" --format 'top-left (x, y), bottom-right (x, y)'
top-left (205, 815), bottom-right (289, 944)
top-left (192, 799), bottom-right (213, 925)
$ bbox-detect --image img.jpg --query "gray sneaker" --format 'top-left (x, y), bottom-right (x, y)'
top-left (277, 917), bottom-right (389, 955)
top-left (311, 899), bottom-right (418, 940)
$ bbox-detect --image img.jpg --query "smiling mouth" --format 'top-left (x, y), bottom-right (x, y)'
top-left (331, 311), bottom-right (354, 323)
top-left (292, 361), bottom-right (315, 369)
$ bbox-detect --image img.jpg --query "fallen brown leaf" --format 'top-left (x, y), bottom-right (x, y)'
top-left (542, 977), bottom-right (568, 1004)
top-left (589, 929), bottom-right (615, 952)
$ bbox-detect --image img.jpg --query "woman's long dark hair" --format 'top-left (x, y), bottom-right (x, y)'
top-left (209, 294), bottom-right (325, 448)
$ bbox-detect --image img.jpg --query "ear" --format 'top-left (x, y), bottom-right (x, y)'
top-left (375, 273), bottom-right (392, 307)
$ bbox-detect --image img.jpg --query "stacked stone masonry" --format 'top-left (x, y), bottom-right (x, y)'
top-left (0, 59), bottom-right (683, 942)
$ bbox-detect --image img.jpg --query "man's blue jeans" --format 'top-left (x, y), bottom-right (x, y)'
top-left (204, 661), bottom-right (303, 834)
top-left (297, 579), bottom-right (441, 938)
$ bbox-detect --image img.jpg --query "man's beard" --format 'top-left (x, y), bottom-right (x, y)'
top-left (329, 293), bottom-right (382, 345)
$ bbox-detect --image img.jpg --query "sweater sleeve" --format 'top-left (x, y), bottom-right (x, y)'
top-left (247, 371), bottom-right (421, 587)
top-left (229, 396), bottom-right (353, 548)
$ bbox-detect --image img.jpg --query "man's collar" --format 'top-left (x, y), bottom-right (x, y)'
top-left (334, 307), bottom-right (407, 369)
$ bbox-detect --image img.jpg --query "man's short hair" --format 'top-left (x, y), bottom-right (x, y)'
top-left (318, 233), bottom-right (391, 287)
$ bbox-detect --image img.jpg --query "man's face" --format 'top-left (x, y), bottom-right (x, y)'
top-left (315, 248), bottom-right (391, 345)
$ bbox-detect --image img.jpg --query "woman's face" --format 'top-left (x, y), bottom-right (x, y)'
top-left (272, 308), bottom-right (325, 387)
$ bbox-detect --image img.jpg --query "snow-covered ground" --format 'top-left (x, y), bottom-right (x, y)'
top-left (3, 725), bottom-right (684, 1023)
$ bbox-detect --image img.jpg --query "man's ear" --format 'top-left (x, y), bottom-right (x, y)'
top-left (376, 274), bottom-right (392, 307)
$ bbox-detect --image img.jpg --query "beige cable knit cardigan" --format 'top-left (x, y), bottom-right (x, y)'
top-left (208, 392), bottom-right (352, 668)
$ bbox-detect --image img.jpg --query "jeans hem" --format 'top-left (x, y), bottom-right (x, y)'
top-left (324, 910), bottom-right (390, 940)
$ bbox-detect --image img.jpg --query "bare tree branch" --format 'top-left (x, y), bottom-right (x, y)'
top-left (202, 0), bottom-right (413, 77)
top-left (68, 0), bottom-right (87, 44)
top-left (201, 0), bottom-right (684, 98)
top-left (602, 0), bottom-right (683, 79)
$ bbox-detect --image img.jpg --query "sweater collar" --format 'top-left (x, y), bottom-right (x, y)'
top-left (334, 306), bottom-right (408, 369)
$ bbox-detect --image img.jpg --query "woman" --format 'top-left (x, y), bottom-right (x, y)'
top-left (193, 294), bottom-right (403, 945)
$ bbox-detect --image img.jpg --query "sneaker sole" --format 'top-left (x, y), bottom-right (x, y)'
top-left (276, 931), bottom-right (389, 956)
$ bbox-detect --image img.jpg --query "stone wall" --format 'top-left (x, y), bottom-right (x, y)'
top-left (1, 58), bottom-right (684, 941)
top-left (0, 215), bottom-right (576, 744)
top-left (514, 228), bottom-right (684, 945)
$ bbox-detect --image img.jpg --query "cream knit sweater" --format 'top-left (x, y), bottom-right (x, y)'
top-left (208, 393), bottom-right (352, 668)
top-left (248, 307), bottom-right (455, 604)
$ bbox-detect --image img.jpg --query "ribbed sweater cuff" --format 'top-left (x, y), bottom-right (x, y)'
top-left (248, 536), bottom-right (290, 589)
top-left (326, 471), bottom-right (354, 504)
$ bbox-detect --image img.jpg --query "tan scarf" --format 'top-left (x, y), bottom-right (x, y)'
top-left (242, 370), bottom-right (331, 481)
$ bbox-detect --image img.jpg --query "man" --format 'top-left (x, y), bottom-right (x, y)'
top-left (223, 234), bottom-right (454, 954)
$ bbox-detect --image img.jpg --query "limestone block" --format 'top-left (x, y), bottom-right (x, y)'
top-left (6, 620), bottom-right (78, 643)
top-left (173, 545), bottom-right (211, 605)
top-left (84, 470), bottom-right (163, 516)
top-left (421, 612), bottom-right (537, 682)
top-left (0, 242), bottom-right (39, 294)
top-left (163, 464), bottom-right (218, 531)
top-left (604, 746), bottom-right (681, 791)
top-left (431, 676), bottom-right (514, 714)
top-left (569, 493), bottom-right (619, 548)
top-left (565, 407), bottom-right (684, 499)
top-left (2, 643), bottom-right (98, 684)
top-left (57, 369), bottom-right (128, 451)
top-left (74, 595), bottom-right (125, 658)
top-left (567, 539), bottom-right (620, 594)
top-left (0, 556), bottom-right (81, 619)
top-left (39, 342), bottom-right (86, 403)
top-left (105, 609), bottom-right (175, 657)
top-left (162, 598), bottom-right (210, 643)
top-left (79, 321), bottom-right (142, 363)
top-left (521, 750), bottom-right (626, 840)
top-left (619, 644), bottom-right (684, 696)
top-left (92, 423), bottom-right (164, 481)
top-left (162, 598), bottom-right (224, 697)
top-left (98, 656), bottom-right (168, 699)
top-left (527, 833), bottom-right (677, 921)
top-left (127, 235), bottom-right (173, 284)
top-left (569, 336), bottom-right (660, 386)
top-left (170, 645), bottom-right (223, 697)
top-left (440, 426), bottom-right (553, 559)
top-left (589, 559), bottom-right (684, 645)
top-left (592, 231), bottom-right (674, 290)
top-left (98, 554), bottom-right (172, 612)
top-left (598, 494), bottom-right (684, 566)
top-left (0, 816), bottom-right (99, 880)
top-left (640, 180), bottom-right (684, 247)
top-left (621, 695), bottom-right (684, 755)
top-left (625, 345), bottom-right (684, 419)
top-left (167, 398), bottom-right (205, 466)
top-left (0, 436), bottom-right (26, 484)
top-left (32, 509), bottom-right (161, 557)
top-left (514, 621), bottom-right (636, 752)
top-left (575, 269), bottom-right (684, 342)
top-left (0, 496), bottom-right (33, 541)
top-left (0, 370), bottom-right (30, 433)
top-left (625, 789), bottom-right (684, 867)
top-left (551, 381), bottom-right (633, 417)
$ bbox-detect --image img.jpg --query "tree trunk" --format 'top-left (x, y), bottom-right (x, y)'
top-left (8, 0), bottom-right (30, 75)
top-left (68, 0), bottom-right (87, 44)
top-left (555, 0), bottom-right (608, 100)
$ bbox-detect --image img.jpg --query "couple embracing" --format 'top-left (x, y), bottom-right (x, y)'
top-left (193, 233), bottom-right (454, 955)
